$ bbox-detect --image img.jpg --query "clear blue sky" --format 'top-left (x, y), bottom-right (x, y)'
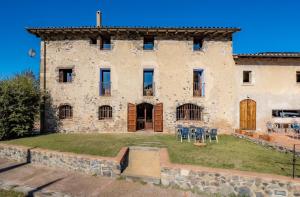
top-left (0, 0), bottom-right (299, 78)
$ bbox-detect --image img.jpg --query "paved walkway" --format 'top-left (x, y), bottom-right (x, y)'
top-left (270, 132), bottom-right (300, 151)
top-left (0, 158), bottom-right (203, 197)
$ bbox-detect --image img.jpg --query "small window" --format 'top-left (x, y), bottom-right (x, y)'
top-left (101, 36), bottom-right (111, 50)
top-left (176, 103), bottom-right (202, 121)
top-left (193, 38), bottom-right (203, 51)
top-left (59, 105), bottom-right (73, 119)
top-left (296, 71), bottom-right (300, 83)
top-left (143, 69), bottom-right (154, 96)
top-left (143, 36), bottom-right (154, 50)
top-left (243, 71), bottom-right (252, 83)
top-left (100, 69), bottom-right (111, 96)
top-left (90, 37), bottom-right (97, 45)
top-left (193, 70), bottom-right (204, 97)
top-left (272, 109), bottom-right (300, 118)
top-left (59, 69), bottom-right (73, 83)
top-left (99, 105), bottom-right (112, 120)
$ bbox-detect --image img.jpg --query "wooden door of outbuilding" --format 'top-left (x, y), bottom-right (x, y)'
top-left (240, 99), bottom-right (256, 130)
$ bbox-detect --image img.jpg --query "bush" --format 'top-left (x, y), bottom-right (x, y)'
top-left (0, 71), bottom-right (40, 139)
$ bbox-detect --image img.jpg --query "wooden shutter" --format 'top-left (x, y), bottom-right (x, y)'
top-left (128, 103), bottom-right (136, 132)
top-left (59, 70), bottom-right (63, 82)
top-left (154, 103), bottom-right (163, 132)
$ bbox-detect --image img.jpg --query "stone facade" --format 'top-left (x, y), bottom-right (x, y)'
top-left (40, 35), bottom-right (238, 133)
top-left (28, 14), bottom-right (300, 134)
top-left (0, 143), bottom-right (128, 178)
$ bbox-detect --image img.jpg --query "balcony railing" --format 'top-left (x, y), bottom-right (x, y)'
top-left (101, 43), bottom-right (112, 50)
top-left (100, 82), bottom-right (111, 96)
top-left (143, 43), bottom-right (154, 50)
top-left (193, 82), bottom-right (205, 97)
top-left (143, 82), bottom-right (155, 96)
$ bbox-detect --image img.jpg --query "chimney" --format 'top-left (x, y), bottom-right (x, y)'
top-left (96, 11), bottom-right (102, 27)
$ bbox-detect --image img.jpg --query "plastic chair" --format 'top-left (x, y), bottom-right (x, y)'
top-left (210, 128), bottom-right (218, 143)
top-left (180, 127), bottom-right (190, 142)
top-left (195, 127), bottom-right (204, 143)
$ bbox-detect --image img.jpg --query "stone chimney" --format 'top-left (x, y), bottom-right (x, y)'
top-left (96, 11), bottom-right (102, 27)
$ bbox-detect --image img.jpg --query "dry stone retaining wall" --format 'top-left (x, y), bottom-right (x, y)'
top-left (0, 143), bottom-right (127, 178)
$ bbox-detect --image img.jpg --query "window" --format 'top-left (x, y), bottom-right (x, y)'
top-left (243, 71), bottom-right (252, 83)
top-left (59, 69), bottom-right (73, 83)
top-left (90, 37), bottom-right (97, 45)
top-left (193, 37), bottom-right (203, 51)
top-left (101, 35), bottom-right (111, 50)
top-left (59, 105), bottom-right (73, 119)
top-left (99, 105), bottom-right (112, 120)
top-left (143, 36), bottom-right (154, 50)
top-left (176, 104), bottom-right (202, 121)
top-left (143, 69), bottom-right (154, 96)
top-left (297, 71), bottom-right (300, 83)
top-left (272, 110), bottom-right (300, 118)
top-left (100, 69), bottom-right (111, 96)
top-left (193, 70), bottom-right (204, 96)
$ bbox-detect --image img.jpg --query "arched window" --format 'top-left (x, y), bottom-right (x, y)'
top-left (176, 103), bottom-right (202, 121)
top-left (59, 105), bottom-right (73, 119)
top-left (99, 105), bottom-right (112, 120)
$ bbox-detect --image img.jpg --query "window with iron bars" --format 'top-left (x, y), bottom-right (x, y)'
top-left (99, 105), bottom-right (112, 120)
top-left (176, 103), bottom-right (202, 121)
top-left (59, 105), bottom-right (73, 119)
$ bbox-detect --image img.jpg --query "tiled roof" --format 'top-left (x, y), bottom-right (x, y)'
top-left (26, 25), bottom-right (240, 37)
top-left (234, 52), bottom-right (300, 58)
top-left (26, 25), bottom-right (240, 31)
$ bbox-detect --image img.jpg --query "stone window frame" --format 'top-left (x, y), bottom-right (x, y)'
top-left (55, 66), bottom-right (76, 83)
top-left (98, 105), bottom-right (113, 120)
top-left (242, 70), bottom-right (254, 86)
top-left (176, 103), bottom-right (203, 121)
top-left (58, 104), bottom-right (73, 120)
top-left (296, 71), bottom-right (300, 84)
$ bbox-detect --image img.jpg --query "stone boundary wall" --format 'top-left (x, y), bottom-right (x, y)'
top-left (159, 149), bottom-right (300, 197)
top-left (232, 133), bottom-right (300, 157)
top-left (0, 143), bottom-right (128, 178)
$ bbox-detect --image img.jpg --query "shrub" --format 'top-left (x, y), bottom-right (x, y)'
top-left (0, 71), bottom-right (40, 139)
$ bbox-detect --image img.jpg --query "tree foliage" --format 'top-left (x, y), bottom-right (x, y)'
top-left (0, 71), bottom-right (40, 139)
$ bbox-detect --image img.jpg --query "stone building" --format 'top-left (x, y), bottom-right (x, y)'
top-left (27, 11), bottom-right (300, 133)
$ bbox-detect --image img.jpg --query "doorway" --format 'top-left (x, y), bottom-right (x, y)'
top-left (136, 103), bottom-right (153, 130)
top-left (240, 99), bottom-right (256, 130)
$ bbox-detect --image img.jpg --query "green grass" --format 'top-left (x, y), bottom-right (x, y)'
top-left (2, 133), bottom-right (297, 177)
top-left (0, 189), bottom-right (25, 197)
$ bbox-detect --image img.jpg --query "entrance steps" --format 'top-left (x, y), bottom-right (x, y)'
top-left (122, 146), bottom-right (161, 184)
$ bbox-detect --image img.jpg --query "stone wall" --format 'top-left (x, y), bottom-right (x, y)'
top-left (0, 143), bottom-right (128, 178)
top-left (41, 36), bottom-right (238, 133)
top-left (159, 149), bottom-right (300, 197)
top-left (233, 133), bottom-right (300, 157)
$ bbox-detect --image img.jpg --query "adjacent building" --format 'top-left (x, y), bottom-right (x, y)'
top-left (27, 11), bottom-right (300, 133)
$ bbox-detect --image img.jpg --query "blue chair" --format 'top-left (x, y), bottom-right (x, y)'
top-left (210, 128), bottom-right (218, 143)
top-left (195, 127), bottom-right (204, 142)
top-left (176, 125), bottom-right (183, 140)
top-left (189, 126), bottom-right (196, 140)
top-left (292, 123), bottom-right (300, 139)
top-left (180, 127), bottom-right (190, 142)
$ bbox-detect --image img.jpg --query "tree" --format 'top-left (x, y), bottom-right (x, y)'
top-left (0, 71), bottom-right (40, 139)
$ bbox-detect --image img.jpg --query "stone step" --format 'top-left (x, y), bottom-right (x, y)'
top-left (122, 146), bottom-right (161, 184)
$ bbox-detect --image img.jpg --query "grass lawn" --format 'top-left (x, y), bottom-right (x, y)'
top-left (2, 133), bottom-right (297, 177)
top-left (0, 189), bottom-right (25, 197)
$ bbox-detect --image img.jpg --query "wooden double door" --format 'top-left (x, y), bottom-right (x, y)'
top-left (128, 103), bottom-right (163, 132)
top-left (240, 99), bottom-right (256, 130)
